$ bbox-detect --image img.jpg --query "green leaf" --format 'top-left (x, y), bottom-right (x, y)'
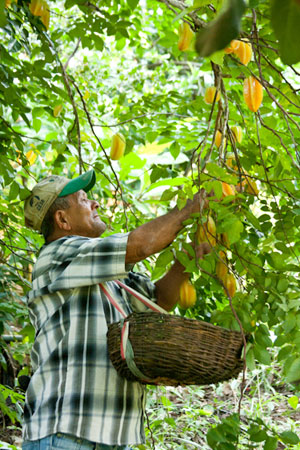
top-left (279, 430), bottom-right (300, 445)
top-left (155, 249), bottom-right (174, 268)
top-left (263, 436), bottom-right (278, 450)
top-left (210, 49), bottom-right (225, 65)
top-left (250, 429), bottom-right (268, 442)
top-left (127, 0), bottom-right (139, 10)
top-left (267, 252), bottom-right (285, 270)
top-left (224, 218), bottom-right (244, 244)
top-left (285, 357), bottom-right (300, 383)
top-left (160, 189), bottom-right (177, 201)
top-left (195, 0), bottom-right (246, 57)
top-left (207, 427), bottom-right (227, 446)
top-left (145, 177), bottom-right (189, 193)
top-left (0, 2), bottom-right (7, 28)
top-left (20, 324), bottom-right (35, 342)
top-left (193, 0), bottom-right (211, 6)
top-left (246, 347), bottom-right (256, 371)
top-left (287, 395), bottom-right (299, 409)
top-left (19, 185), bottom-right (31, 201)
top-left (253, 344), bottom-right (271, 365)
top-left (282, 312), bottom-right (296, 334)
top-left (277, 278), bottom-right (289, 293)
top-left (32, 118), bottom-right (42, 133)
top-left (271, 0), bottom-right (300, 65)
top-left (9, 181), bottom-right (19, 200)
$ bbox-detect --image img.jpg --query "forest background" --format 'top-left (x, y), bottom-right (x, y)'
top-left (0, 0), bottom-right (300, 448)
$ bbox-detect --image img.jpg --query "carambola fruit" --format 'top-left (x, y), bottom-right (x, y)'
top-left (197, 215), bottom-right (217, 247)
top-left (223, 273), bottom-right (236, 298)
top-left (204, 86), bottom-right (221, 105)
top-left (178, 22), bottom-right (194, 52)
top-left (179, 280), bottom-right (197, 309)
top-left (231, 125), bottom-right (243, 144)
top-left (110, 133), bottom-right (126, 160)
top-left (243, 76), bottom-right (263, 112)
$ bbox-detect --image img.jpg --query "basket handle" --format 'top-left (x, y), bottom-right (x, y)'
top-left (99, 280), bottom-right (168, 316)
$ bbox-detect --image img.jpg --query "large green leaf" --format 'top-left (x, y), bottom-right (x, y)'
top-left (195, 0), bottom-right (246, 57)
top-left (271, 0), bottom-right (300, 64)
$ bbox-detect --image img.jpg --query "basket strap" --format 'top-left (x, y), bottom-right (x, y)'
top-left (99, 282), bottom-right (127, 318)
top-left (121, 320), bottom-right (152, 382)
top-left (115, 280), bottom-right (168, 314)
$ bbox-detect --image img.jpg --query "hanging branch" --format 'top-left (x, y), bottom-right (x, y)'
top-left (95, 112), bottom-right (189, 128)
top-left (42, 32), bottom-right (83, 174)
top-left (199, 265), bottom-right (247, 416)
top-left (63, 38), bottom-right (81, 71)
top-left (252, 11), bottom-right (300, 173)
top-left (255, 114), bottom-right (300, 265)
top-left (71, 79), bottom-right (130, 231)
top-left (257, 112), bottom-right (300, 171)
top-left (155, 0), bottom-right (205, 28)
top-left (251, 15), bottom-right (300, 138)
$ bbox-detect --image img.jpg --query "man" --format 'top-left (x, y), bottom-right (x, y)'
top-left (22, 169), bottom-right (209, 450)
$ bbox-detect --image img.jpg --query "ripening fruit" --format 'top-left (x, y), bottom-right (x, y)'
top-left (83, 90), bottom-right (91, 101)
top-left (42, 4), bottom-right (50, 29)
top-left (110, 133), bottom-right (126, 160)
top-left (179, 280), bottom-right (197, 309)
top-left (223, 273), bottom-right (236, 298)
top-left (29, 0), bottom-right (43, 15)
top-left (225, 40), bottom-right (252, 65)
top-left (220, 232), bottom-right (230, 248)
top-left (224, 40), bottom-right (240, 54)
top-left (235, 41), bottom-right (252, 66)
top-left (204, 86), bottom-right (221, 105)
top-left (242, 177), bottom-right (259, 196)
top-left (222, 182), bottom-right (236, 198)
top-left (243, 76), bottom-right (263, 112)
top-left (29, 0), bottom-right (50, 29)
top-left (216, 251), bottom-right (228, 282)
top-left (231, 126), bottom-right (243, 144)
top-left (53, 104), bottom-right (63, 118)
top-left (16, 149), bottom-right (22, 165)
top-left (178, 22), bottom-right (194, 52)
top-left (214, 130), bottom-right (226, 148)
top-left (197, 215), bottom-right (217, 247)
top-left (226, 156), bottom-right (237, 169)
top-left (26, 150), bottom-right (37, 166)
top-left (5, 0), bottom-right (12, 7)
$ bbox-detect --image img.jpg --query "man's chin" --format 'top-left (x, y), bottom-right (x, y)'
top-left (95, 222), bottom-right (106, 237)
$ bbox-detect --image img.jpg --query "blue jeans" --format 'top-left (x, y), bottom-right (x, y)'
top-left (22, 433), bottom-right (132, 450)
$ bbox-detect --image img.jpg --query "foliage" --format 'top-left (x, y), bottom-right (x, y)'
top-left (0, 0), bottom-right (300, 445)
top-left (135, 363), bottom-right (300, 449)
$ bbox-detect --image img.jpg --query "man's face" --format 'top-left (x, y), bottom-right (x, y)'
top-left (64, 190), bottom-right (106, 238)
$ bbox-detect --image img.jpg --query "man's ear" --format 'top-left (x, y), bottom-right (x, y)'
top-left (53, 209), bottom-right (72, 231)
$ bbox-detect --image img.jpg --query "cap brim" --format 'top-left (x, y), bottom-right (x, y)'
top-left (58, 170), bottom-right (96, 197)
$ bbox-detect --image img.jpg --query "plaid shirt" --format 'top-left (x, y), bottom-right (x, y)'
top-left (23, 233), bottom-right (157, 445)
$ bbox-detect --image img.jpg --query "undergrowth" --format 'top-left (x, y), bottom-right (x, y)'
top-left (134, 363), bottom-right (300, 450)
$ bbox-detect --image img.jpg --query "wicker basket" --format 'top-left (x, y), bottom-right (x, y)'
top-left (107, 312), bottom-right (245, 386)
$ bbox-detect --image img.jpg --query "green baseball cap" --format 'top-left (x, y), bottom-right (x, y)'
top-left (24, 169), bottom-right (96, 232)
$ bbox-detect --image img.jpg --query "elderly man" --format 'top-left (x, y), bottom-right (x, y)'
top-left (22, 169), bottom-right (208, 450)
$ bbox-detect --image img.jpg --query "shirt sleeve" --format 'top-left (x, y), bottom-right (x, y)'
top-left (31, 233), bottom-right (131, 295)
top-left (122, 271), bottom-right (157, 313)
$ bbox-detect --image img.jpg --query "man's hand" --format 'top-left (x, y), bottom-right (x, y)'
top-left (126, 189), bottom-right (208, 264)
